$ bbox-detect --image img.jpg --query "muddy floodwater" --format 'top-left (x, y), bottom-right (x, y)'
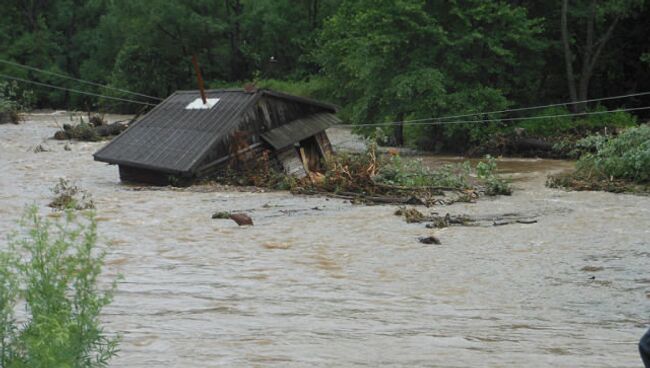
top-left (1, 113), bottom-right (649, 367)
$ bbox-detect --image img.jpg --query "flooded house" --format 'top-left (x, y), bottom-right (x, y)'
top-left (93, 88), bottom-right (340, 185)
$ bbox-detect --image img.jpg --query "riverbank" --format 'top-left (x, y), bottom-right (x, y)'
top-left (1, 115), bottom-right (649, 367)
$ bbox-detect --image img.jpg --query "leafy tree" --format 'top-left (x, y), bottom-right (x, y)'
top-left (317, 0), bottom-right (546, 148)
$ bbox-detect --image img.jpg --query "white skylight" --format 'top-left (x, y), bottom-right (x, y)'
top-left (185, 98), bottom-right (220, 110)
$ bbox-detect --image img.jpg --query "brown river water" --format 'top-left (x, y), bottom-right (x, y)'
top-left (1, 113), bottom-right (649, 367)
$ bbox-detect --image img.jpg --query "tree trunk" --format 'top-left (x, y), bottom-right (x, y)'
top-left (562, 0), bottom-right (621, 113)
top-left (561, 0), bottom-right (578, 112)
top-left (576, 0), bottom-right (596, 112)
top-left (394, 113), bottom-right (404, 147)
top-left (226, 0), bottom-right (245, 81)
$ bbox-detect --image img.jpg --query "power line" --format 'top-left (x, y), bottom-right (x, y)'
top-left (371, 90), bottom-right (650, 127)
top-left (0, 59), bottom-right (164, 101)
top-left (346, 105), bottom-right (650, 128)
top-left (0, 73), bottom-right (157, 106)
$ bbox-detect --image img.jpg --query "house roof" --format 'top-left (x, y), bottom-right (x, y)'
top-left (93, 89), bottom-right (338, 175)
top-left (261, 112), bottom-right (341, 150)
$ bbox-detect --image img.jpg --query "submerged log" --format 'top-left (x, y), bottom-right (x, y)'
top-left (424, 212), bottom-right (538, 228)
top-left (95, 121), bottom-right (128, 136)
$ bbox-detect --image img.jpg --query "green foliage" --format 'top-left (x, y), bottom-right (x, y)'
top-left (575, 124), bottom-right (650, 183)
top-left (516, 107), bottom-right (575, 136)
top-left (317, 0), bottom-right (546, 148)
top-left (476, 155), bottom-right (513, 196)
top-left (0, 206), bottom-right (119, 367)
top-left (0, 81), bottom-right (34, 111)
top-left (377, 156), bottom-right (472, 190)
top-left (0, 0), bottom-right (648, 152)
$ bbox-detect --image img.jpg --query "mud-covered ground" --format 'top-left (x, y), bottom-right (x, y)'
top-left (1, 113), bottom-right (649, 367)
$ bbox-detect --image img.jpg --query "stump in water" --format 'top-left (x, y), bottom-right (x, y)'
top-left (229, 213), bottom-right (253, 226)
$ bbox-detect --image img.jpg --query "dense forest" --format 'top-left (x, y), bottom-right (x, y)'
top-left (1, 0), bottom-right (649, 151)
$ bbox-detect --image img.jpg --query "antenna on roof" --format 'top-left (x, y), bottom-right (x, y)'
top-left (191, 54), bottom-right (207, 105)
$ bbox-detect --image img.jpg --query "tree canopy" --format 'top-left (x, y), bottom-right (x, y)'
top-left (0, 0), bottom-right (648, 150)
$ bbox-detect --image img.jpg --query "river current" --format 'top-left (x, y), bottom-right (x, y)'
top-left (1, 113), bottom-right (648, 367)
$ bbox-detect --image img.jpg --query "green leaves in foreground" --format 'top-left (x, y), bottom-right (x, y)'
top-left (0, 206), bottom-right (118, 368)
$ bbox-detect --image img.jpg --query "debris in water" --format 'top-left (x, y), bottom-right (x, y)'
top-left (395, 207), bottom-right (426, 223)
top-left (230, 213), bottom-right (253, 226)
top-left (516, 219), bottom-right (538, 224)
top-left (581, 266), bottom-right (604, 272)
top-left (211, 211), bottom-right (231, 219)
top-left (262, 242), bottom-right (291, 249)
top-left (54, 118), bottom-right (128, 142)
top-left (422, 213), bottom-right (538, 228)
top-left (48, 178), bottom-right (95, 211)
top-left (32, 143), bottom-right (51, 153)
top-left (419, 235), bottom-right (441, 245)
top-left (64, 143), bottom-right (72, 151)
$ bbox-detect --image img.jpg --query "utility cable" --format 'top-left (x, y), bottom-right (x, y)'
top-left (0, 73), bottom-right (157, 106)
top-left (366, 91), bottom-right (650, 127)
top-left (0, 59), bottom-right (164, 101)
top-left (344, 105), bottom-right (650, 128)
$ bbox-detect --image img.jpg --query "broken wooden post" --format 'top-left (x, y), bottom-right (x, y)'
top-left (191, 54), bottom-right (207, 105)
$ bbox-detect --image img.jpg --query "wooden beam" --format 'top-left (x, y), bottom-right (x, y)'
top-left (191, 54), bottom-right (207, 105)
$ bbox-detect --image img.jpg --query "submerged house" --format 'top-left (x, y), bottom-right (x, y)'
top-left (94, 88), bottom-right (340, 185)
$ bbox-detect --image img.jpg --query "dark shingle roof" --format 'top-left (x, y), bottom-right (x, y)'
top-left (93, 89), bottom-right (337, 175)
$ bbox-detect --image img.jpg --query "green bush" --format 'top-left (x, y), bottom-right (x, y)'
top-left (516, 106), bottom-right (637, 138)
top-left (476, 155), bottom-right (513, 195)
top-left (0, 81), bottom-right (35, 112)
top-left (516, 106), bottom-right (574, 136)
top-left (378, 155), bottom-right (473, 189)
top-left (0, 206), bottom-right (119, 367)
top-left (575, 124), bottom-right (650, 183)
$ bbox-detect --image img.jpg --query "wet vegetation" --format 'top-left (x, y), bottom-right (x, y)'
top-left (215, 143), bottom-right (512, 205)
top-left (0, 81), bottom-right (31, 125)
top-left (53, 115), bottom-right (128, 142)
top-left (547, 125), bottom-right (650, 193)
top-left (48, 178), bottom-right (96, 211)
top-left (0, 206), bottom-right (118, 367)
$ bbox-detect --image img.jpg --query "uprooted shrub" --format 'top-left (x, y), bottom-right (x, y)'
top-left (311, 144), bottom-right (511, 197)
top-left (0, 206), bottom-right (119, 367)
top-left (48, 178), bottom-right (95, 211)
top-left (54, 120), bottom-right (101, 141)
top-left (53, 115), bottom-right (127, 142)
top-left (547, 124), bottom-right (650, 192)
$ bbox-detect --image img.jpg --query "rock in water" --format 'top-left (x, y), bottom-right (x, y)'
top-left (230, 213), bottom-right (253, 226)
top-left (419, 236), bottom-right (441, 245)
